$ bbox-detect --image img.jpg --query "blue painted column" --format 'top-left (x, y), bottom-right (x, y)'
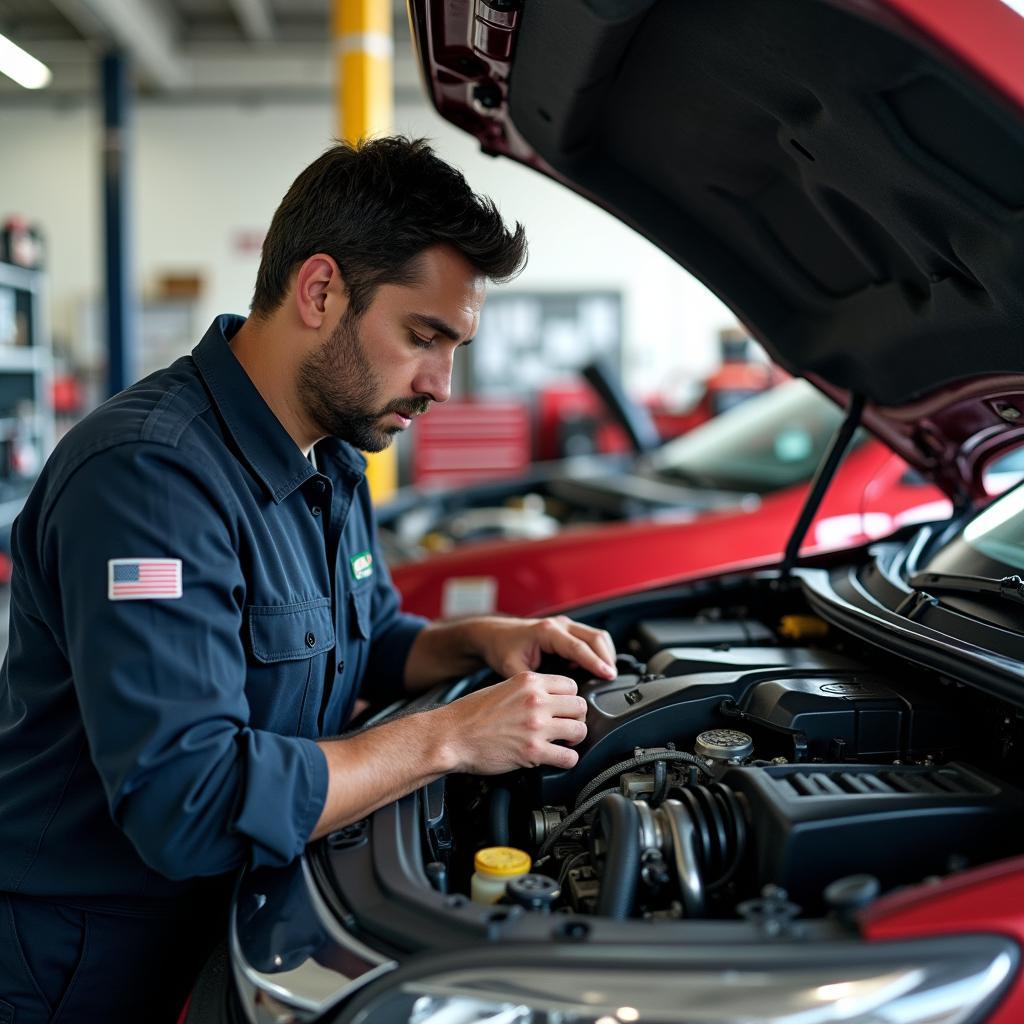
top-left (102, 51), bottom-right (136, 397)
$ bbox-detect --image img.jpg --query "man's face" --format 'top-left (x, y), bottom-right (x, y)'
top-left (297, 245), bottom-right (485, 452)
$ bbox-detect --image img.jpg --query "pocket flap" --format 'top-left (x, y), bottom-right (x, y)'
top-left (248, 598), bottom-right (335, 663)
top-left (350, 586), bottom-right (373, 640)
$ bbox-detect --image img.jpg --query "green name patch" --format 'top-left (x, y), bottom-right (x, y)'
top-left (350, 550), bottom-right (374, 581)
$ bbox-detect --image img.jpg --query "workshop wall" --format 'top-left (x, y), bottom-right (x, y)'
top-left (0, 98), bottom-right (734, 402)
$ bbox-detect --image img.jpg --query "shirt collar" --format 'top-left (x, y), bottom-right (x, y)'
top-left (192, 315), bottom-right (367, 502)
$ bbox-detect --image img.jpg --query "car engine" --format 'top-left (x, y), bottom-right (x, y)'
top-left (428, 589), bottom-right (1024, 923)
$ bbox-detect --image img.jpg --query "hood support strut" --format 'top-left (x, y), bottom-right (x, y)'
top-left (780, 392), bottom-right (866, 578)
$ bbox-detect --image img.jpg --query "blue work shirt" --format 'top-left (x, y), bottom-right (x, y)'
top-left (0, 314), bottom-right (426, 909)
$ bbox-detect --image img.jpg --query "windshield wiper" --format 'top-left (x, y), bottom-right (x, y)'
top-left (907, 571), bottom-right (1024, 607)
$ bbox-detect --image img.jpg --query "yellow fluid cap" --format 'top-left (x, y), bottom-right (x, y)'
top-left (474, 846), bottom-right (532, 877)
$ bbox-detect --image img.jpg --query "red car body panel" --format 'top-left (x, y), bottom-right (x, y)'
top-left (881, 0), bottom-right (1024, 111)
top-left (860, 856), bottom-right (1024, 1023)
top-left (393, 442), bottom-right (949, 619)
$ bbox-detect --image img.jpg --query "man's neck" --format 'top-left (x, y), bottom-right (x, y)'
top-left (229, 316), bottom-right (322, 456)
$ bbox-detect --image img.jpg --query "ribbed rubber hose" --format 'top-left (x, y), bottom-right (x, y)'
top-left (595, 792), bottom-right (641, 920)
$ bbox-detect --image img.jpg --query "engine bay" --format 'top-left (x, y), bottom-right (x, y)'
top-left (419, 576), bottom-right (1024, 925)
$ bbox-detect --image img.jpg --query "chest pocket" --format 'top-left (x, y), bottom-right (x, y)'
top-left (246, 598), bottom-right (336, 736)
top-left (248, 598), bottom-right (335, 661)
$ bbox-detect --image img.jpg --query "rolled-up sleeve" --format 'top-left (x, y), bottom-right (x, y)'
top-left (43, 441), bottom-right (328, 879)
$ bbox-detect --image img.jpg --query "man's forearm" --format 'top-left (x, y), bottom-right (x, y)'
top-left (312, 618), bottom-right (503, 839)
top-left (402, 617), bottom-right (493, 692)
top-left (310, 707), bottom-right (456, 839)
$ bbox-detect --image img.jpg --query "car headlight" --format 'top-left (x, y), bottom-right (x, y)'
top-left (336, 937), bottom-right (1014, 1024)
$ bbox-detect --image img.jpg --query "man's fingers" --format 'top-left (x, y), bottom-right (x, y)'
top-left (536, 618), bottom-right (617, 679)
top-left (535, 673), bottom-right (578, 696)
top-left (490, 618), bottom-right (616, 683)
top-left (540, 623), bottom-right (615, 679)
top-left (532, 741), bottom-right (580, 770)
top-left (545, 693), bottom-right (589, 720)
top-left (571, 623), bottom-right (616, 668)
top-left (548, 715), bottom-right (588, 746)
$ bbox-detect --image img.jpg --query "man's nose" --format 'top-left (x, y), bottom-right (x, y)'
top-left (414, 351), bottom-right (454, 404)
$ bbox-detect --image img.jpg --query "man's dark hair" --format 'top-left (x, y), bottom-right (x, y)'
top-left (251, 136), bottom-right (527, 319)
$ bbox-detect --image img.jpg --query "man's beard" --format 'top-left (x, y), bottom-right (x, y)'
top-left (297, 311), bottom-right (429, 452)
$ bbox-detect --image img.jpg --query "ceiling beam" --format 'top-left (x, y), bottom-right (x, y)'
top-left (227, 0), bottom-right (276, 43)
top-left (31, 0), bottom-right (110, 42)
top-left (49, 0), bottom-right (189, 90)
top-left (186, 41), bottom-right (419, 92)
top-left (0, 42), bottom-right (424, 103)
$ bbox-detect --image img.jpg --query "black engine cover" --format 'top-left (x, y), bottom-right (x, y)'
top-left (534, 645), bottom-right (958, 805)
top-left (723, 761), bottom-right (1024, 908)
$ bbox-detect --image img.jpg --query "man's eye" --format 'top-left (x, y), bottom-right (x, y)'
top-left (409, 332), bottom-right (434, 349)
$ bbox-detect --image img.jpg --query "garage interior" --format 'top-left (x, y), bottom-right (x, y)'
top-left (0, 0), bottom-right (757, 654)
top-left (4, 2), bottom-right (1024, 1021)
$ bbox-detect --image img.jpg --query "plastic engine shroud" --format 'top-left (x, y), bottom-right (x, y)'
top-left (533, 642), bottom-right (960, 806)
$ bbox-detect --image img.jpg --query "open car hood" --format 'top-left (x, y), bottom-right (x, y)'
top-left (408, 0), bottom-right (1024, 504)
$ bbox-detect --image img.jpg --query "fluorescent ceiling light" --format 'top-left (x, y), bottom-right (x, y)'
top-left (0, 32), bottom-right (52, 90)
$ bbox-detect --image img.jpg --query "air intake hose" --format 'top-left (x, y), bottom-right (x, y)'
top-left (594, 792), bottom-right (641, 919)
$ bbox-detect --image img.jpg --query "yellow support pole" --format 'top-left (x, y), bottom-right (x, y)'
top-left (333, 0), bottom-right (396, 502)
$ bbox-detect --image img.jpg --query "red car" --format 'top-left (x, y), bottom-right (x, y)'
top-left (392, 374), bottom-right (1024, 618)
top-left (185, 1), bottom-right (1024, 1022)
top-left (377, 362), bottom-right (809, 561)
top-left (392, 378), bottom-right (964, 618)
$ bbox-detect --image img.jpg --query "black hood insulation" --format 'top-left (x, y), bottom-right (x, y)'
top-left (506, 0), bottom-right (1024, 407)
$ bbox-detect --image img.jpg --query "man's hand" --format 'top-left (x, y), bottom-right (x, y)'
top-left (404, 613), bottom-right (618, 693)
top-left (311, 670), bottom-right (589, 839)
top-left (436, 671), bottom-right (588, 773)
top-left (469, 615), bottom-right (617, 681)
top-left (316, 605), bottom-right (616, 839)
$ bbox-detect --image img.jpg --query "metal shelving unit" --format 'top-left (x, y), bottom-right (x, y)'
top-left (0, 259), bottom-right (54, 534)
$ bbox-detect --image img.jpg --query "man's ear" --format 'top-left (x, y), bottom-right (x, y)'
top-left (293, 253), bottom-right (348, 329)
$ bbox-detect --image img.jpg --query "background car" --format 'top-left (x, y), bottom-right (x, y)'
top-left (391, 423), bottom-right (948, 619)
top-left (183, 0), bottom-right (1024, 1022)
top-left (391, 384), bottom-right (1024, 619)
top-left (380, 375), bottom-right (928, 561)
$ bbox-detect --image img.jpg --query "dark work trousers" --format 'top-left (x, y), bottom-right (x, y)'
top-left (0, 892), bottom-right (224, 1023)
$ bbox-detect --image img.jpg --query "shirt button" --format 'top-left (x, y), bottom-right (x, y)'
top-left (311, 506), bottom-right (322, 517)
top-left (305, 632), bottom-right (316, 648)
top-left (336, 660), bottom-right (345, 674)
top-left (315, 480), bottom-right (326, 494)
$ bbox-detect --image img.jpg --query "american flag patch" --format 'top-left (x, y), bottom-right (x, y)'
top-left (108, 558), bottom-right (182, 601)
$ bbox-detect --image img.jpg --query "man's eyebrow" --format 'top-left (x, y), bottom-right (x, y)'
top-left (409, 313), bottom-right (474, 345)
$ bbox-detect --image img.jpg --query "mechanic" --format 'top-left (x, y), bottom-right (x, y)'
top-left (0, 137), bottom-right (617, 1022)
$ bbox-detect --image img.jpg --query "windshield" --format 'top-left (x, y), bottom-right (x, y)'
top-left (649, 378), bottom-right (860, 493)
top-left (926, 480), bottom-right (1024, 578)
